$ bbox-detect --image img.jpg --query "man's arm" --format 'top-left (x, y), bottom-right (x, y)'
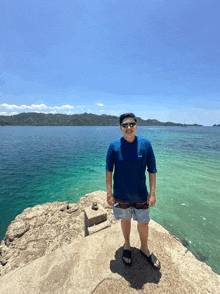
top-left (106, 171), bottom-right (113, 195)
top-left (147, 172), bottom-right (156, 207)
top-left (106, 171), bottom-right (115, 205)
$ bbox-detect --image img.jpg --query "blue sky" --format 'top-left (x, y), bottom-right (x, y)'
top-left (1, 0), bottom-right (219, 126)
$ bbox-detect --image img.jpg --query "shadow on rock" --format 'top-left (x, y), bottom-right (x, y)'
top-left (109, 245), bottom-right (162, 290)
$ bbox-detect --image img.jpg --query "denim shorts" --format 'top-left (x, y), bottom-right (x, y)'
top-left (112, 202), bottom-right (150, 223)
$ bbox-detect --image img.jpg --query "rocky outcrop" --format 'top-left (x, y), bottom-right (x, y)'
top-left (0, 191), bottom-right (117, 277)
top-left (0, 190), bottom-right (219, 293)
top-left (0, 217), bottom-right (219, 294)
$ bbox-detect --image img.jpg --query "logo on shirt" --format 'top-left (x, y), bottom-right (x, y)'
top-left (138, 155), bottom-right (142, 157)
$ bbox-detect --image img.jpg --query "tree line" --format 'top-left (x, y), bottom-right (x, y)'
top-left (0, 112), bottom-right (203, 126)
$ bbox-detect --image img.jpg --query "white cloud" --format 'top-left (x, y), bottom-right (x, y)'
top-left (53, 105), bottom-right (74, 110)
top-left (1, 103), bottom-right (74, 110)
top-left (1, 103), bottom-right (20, 109)
top-left (32, 104), bottom-right (48, 109)
top-left (9, 112), bottom-right (19, 115)
top-left (1, 103), bottom-right (48, 110)
top-left (100, 110), bottom-right (104, 112)
top-left (0, 111), bottom-right (19, 116)
top-left (97, 103), bottom-right (104, 107)
top-left (76, 105), bottom-right (85, 108)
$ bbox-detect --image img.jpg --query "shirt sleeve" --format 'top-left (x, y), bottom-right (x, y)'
top-left (146, 143), bottom-right (157, 173)
top-left (105, 143), bottom-right (115, 172)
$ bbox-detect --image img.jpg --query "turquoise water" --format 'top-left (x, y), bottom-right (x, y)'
top-left (0, 126), bottom-right (219, 274)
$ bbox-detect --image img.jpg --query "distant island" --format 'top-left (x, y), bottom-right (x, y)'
top-left (213, 124), bottom-right (220, 126)
top-left (0, 112), bottom-right (203, 126)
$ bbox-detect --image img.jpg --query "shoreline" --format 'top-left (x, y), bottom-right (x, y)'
top-left (0, 190), bottom-right (219, 293)
top-left (0, 190), bottom-right (218, 277)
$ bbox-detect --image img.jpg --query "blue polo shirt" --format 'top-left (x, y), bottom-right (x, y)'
top-left (105, 135), bottom-right (157, 203)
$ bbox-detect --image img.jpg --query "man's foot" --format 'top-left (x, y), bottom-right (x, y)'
top-left (123, 242), bottom-right (131, 264)
top-left (140, 245), bottom-right (160, 269)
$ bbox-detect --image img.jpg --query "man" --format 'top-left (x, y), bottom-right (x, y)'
top-left (105, 113), bottom-right (160, 269)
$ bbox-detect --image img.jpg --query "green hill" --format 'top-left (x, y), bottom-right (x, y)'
top-left (0, 112), bottom-right (203, 126)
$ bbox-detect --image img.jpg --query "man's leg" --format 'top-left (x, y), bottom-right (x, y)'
top-left (137, 221), bottom-right (149, 253)
top-left (121, 219), bottom-right (131, 263)
top-left (137, 221), bottom-right (160, 267)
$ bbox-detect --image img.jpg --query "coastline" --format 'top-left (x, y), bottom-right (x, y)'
top-left (0, 190), bottom-right (218, 275)
top-left (0, 190), bottom-right (219, 293)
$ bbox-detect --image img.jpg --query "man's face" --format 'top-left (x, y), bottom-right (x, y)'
top-left (120, 117), bottom-right (137, 141)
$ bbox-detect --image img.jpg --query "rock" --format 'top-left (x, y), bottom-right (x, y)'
top-left (0, 219), bottom-right (219, 294)
top-left (66, 203), bottom-right (79, 214)
top-left (88, 220), bottom-right (111, 235)
top-left (0, 190), bottom-right (219, 293)
top-left (5, 221), bottom-right (30, 245)
top-left (0, 191), bottom-right (117, 277)
top-left (84, 204), bottom-right (107, 227)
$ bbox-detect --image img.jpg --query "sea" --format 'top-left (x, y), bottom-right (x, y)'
top-left (0, 126), bottom-right (219, 275)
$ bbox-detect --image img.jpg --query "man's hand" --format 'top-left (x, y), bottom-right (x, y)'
top-left (147, 193), bottom-right (156, 207)
top-left (107, 193), bottom-right (115, 206)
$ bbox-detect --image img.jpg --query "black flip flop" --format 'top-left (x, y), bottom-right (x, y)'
top-left (122, 245), bottom-right (132, 266)
top-left (140, 250), bottom-right (161, 270)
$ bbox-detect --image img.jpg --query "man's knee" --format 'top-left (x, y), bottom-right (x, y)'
top-left (121, 219), bottom-right (131, 223)
top-left (137, 221), bottom-right (149, 226)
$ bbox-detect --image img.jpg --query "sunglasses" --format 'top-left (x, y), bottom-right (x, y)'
top-left (121, 122), bottom-right (137, 128)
